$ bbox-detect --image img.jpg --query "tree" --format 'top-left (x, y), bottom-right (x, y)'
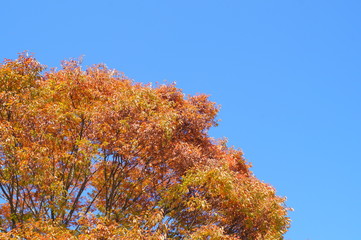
top-left (0, 53), bottom-right (291, 239)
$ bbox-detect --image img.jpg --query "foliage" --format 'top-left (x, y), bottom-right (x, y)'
top-left (0, 53), bottom-right (291, 239)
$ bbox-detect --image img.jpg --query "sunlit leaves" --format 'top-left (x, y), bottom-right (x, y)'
top-left (0, 53), bottom-right (291, 239)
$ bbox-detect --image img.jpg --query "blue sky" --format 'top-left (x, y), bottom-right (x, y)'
top-left (2, 1), bottom-right (361, 239)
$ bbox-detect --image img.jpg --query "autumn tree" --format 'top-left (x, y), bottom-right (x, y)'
top-left (0, 53), bottom-right (291, 239)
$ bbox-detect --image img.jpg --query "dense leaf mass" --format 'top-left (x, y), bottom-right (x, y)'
top-left (0, 53), bottom-right (291, 239)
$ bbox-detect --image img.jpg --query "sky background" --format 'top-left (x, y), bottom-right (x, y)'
top-left (1, 0), bottom-right (361, 239)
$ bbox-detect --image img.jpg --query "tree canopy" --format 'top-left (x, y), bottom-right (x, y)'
top-left (0, 53), bottom-right (291, 239)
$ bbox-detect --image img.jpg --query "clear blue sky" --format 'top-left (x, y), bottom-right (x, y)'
top-left (2, 1), bottom-right (361, 239)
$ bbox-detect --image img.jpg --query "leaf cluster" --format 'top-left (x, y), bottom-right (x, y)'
top-left (0, 53), bottom-right (291, 239)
